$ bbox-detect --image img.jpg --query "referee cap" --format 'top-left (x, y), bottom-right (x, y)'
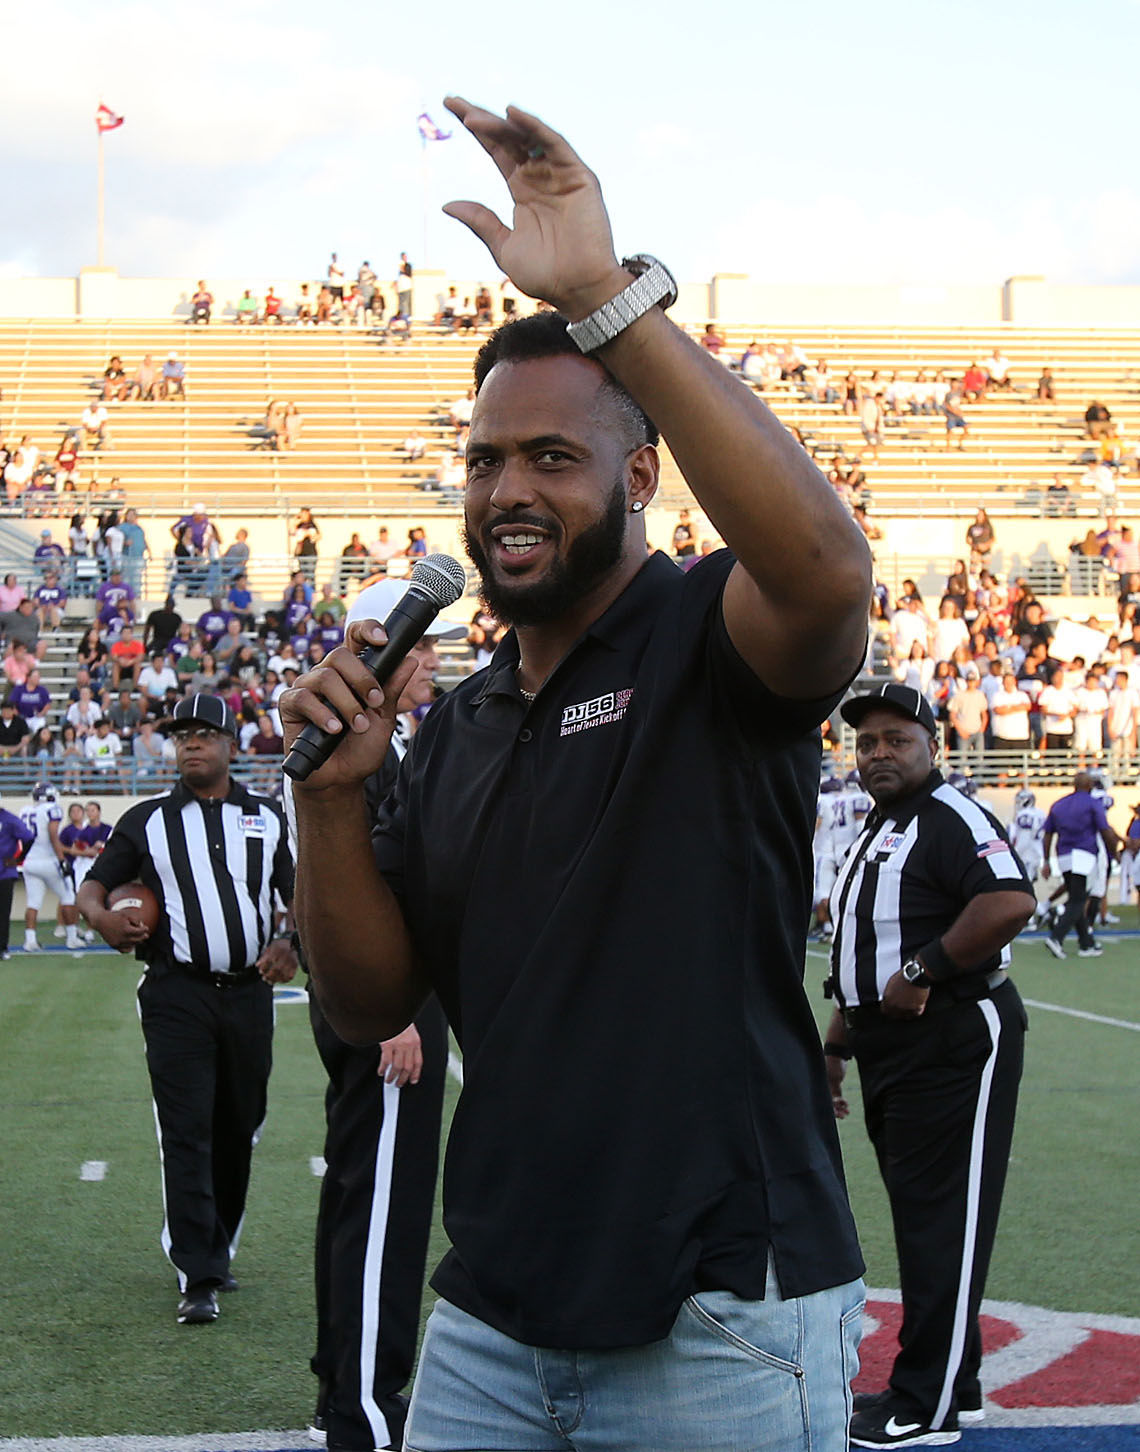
top-left (347, 579), bottom-right (465, 638)
top-left (840, 682), bottom-right (937, 737)
top-left (157, 693), bottom-right (238, 738)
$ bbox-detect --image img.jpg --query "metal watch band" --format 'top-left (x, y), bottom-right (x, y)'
top-left (566, 254), bottom-right (678, 354)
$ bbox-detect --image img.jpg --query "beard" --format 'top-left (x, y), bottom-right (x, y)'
top-left (463, 477), bottom-right (628, 627)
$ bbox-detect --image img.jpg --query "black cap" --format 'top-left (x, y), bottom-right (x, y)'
top-left (840, 683), bottom-right (938, 737)
top-left (157, 692), bottom-right (238, 738)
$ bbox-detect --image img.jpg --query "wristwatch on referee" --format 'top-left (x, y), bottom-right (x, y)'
top-left (901, 958), bottom-right (933, 988)
top-left (565, 254), bottom-right (678, 354)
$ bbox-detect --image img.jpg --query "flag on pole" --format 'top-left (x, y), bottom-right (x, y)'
top-left (416, 112), bottom-right (451, 142)
top-left (95, 103), bottom-right (124, 133)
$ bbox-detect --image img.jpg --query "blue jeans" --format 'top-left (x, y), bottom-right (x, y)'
top-left (404, 1264), bottom-right (864, 1451)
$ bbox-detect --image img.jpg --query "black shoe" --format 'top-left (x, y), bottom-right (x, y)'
top-left (220, 1271), bottom-right (239, 1293)
top-left (850, 1400), bottom-right (959, 1447)
top-left (176, 1283), bottom-right (219, 1324)
top-left (856, 1387), bottom-right (983, 1426)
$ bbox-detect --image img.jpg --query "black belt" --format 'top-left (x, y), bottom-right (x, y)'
top-left (844, 969), bottom-right (1007, 1029)
top-left (173, 961), bottom-right (260, 989)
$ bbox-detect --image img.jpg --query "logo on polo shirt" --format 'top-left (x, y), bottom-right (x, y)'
top-left (560, 688), bottom-right (634, 737)
top-left (879, 832), bottom-right (907, 854)
top-left (239, 814), bottom-right (267, 834)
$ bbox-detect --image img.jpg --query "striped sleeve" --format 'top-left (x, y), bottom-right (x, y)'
top-left (931, 786), bottom-right (1034, 896)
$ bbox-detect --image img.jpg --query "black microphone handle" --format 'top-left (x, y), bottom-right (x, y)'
top-left (282, 591), bottom-right (441, 782)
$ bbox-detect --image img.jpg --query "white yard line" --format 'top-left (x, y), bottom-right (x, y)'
top-left (78, 1161), bottom-right (107, 1182)
top-left (1021, 998), bottom-right (1140, 1033)
top-left (806, 947), bottom-right (1140, 1031)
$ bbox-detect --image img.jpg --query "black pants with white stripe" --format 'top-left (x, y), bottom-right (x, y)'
top-left (137, 965), bottom-right (274, 1291)
top-left (850, 980), bottom-right (1026, 1429)
top-left (309, 991), bottom-right (447, 1452)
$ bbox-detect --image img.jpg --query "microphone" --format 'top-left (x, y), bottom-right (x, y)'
top-left (283, 554), bottom-right (466, 782)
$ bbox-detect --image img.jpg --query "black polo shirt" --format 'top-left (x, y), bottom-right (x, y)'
top-left (828, 770), bottom-right (1034, 1009)
top-left (373, 549), bottom-right (863, 1348)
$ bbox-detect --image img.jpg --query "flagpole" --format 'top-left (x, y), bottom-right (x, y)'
top-left (97, 127), bottom-right (105, 267)
top-left (420, 140), bottom-right (428, 269)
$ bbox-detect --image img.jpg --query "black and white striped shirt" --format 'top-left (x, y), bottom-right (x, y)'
top-left (89, 780), bottom-right (294, 976)
top-left (828, 770), bottom-right (1033, 1008)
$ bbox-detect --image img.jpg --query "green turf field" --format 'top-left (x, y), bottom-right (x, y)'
top-left (0, 922), bottom-right (1136, 1439)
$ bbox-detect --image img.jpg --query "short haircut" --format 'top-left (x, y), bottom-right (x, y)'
top-left (473, 312), bottom-right (659, 449)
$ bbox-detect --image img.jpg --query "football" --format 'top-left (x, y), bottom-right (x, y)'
top-left (106, 881), bottom-right (161, 934)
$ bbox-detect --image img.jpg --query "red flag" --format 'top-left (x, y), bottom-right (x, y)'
top-left (95, 103), bottom-right (124, 134)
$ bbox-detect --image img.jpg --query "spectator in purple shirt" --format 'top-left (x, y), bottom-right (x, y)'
top-left (34, 529), bottom-right (67, 572)
top-left (312, 612), bottom-right (344, 652)
top-left (34, 571), bottom-right (67, 631)
top-left (11, 669), bottom-right (51, 731)
top-left (1041, 772), bottom-right (1121, 959)
top-left (96, 569), bottom-right (135, 626)
top-left (171, 503), bottom-right (211, 553)
top-left (284, 584), bottom-right (311, 634)
top-left (196, 598), bottom-right (232, 646)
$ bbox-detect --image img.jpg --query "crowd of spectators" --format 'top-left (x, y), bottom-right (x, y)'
top-left (865, 515), bottom-right (1140, 777)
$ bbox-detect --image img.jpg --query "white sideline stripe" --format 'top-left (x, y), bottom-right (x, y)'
top-left (1022, 998), bottom-right (1140, 1033)
top-left (933, 997), bottom-right (1000, 1431)
top-left (447, 1050), bottom-right (463, 1086)
top-left (78, 1161), bottom-right (106, 1182)
top-left (309, 1155), bottom-right (326, 1177)
top-left (358, 1081), bottom-right (401, 1449)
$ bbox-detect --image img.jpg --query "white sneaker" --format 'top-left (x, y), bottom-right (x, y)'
top-left (24, 937), bottom-right (40, 952)
top-left (1044, 937), bottom-right (1066, 960)
top-left (1103, 912), bottom-right (1120, 924)
top-left (83, 929), bottom-right (96, 944)
top-left (52, 925), bottom-right (66, 938)
top-left (1078, 945), bottom-right (1104, 958)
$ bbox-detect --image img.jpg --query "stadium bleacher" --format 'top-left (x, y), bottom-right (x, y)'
top-left (0, 317), bottom-right (1137, 516)
top-left (0, 313), bottom-right (1137, 794)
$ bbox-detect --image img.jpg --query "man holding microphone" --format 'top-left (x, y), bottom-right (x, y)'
top-left (283, 97), bottom-right (872, 1451)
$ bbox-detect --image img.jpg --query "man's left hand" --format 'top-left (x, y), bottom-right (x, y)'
top-left (881, 970), bottom-right (931, 1020)
top-left (257, 937), bottom-right (298, 984)
top-left (441, 97), bottom-right (627, 320)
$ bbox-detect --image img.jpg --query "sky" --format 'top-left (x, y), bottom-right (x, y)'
top-left (4, 0), bottom-right (1139, 291)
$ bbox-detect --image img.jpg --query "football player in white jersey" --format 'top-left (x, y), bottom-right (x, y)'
top-left (20, 783), bottom-right (83, 951)
top-left (811, 777), bottom-right (845, 939)
top-left (1008, 788), bottom-right (1048, 926)
top-left (839, 769), bottom-right (874, 847)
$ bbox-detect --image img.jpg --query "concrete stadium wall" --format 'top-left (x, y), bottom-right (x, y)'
top-left (3, 271), bottom-right (1140, 326)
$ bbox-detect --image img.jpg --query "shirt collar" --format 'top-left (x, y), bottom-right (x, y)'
top-left (471, 552), bottom-right (682, 707)
top-left (867, 768), bottom-right (944, 832)
top-left (170, 774), bottom-right (247, 808)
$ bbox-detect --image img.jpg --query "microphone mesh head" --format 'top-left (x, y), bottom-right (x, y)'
top-left (411, 554), bottom-right (466, 608)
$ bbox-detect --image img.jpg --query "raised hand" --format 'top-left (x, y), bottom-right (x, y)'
top-left (441, 97), bottom-right (628, 320)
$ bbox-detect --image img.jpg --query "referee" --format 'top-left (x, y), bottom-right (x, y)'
top-left (77, 694), bottom-right (297, 1326)
top-left (824, 684), bottom-right (1033, 1450)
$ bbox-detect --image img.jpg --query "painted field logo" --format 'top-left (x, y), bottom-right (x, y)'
top-left (560, 687), bottom-right (633, 737)
top-left (858, 1290), bottom-right (1140, 1425)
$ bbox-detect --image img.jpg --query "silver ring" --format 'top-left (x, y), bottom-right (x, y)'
top-left (526, 143), bottom-right (545, 160)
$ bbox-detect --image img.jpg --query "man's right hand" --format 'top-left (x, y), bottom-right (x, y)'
top-left (279, 620), bottom-right (418, 791)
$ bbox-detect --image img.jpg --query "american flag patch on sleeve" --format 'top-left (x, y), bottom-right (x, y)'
top-left (977, 839), bottom-right (1011, 860)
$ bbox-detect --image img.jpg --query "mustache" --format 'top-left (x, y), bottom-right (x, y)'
top-left (483, 511), bottom-right (561, 539)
